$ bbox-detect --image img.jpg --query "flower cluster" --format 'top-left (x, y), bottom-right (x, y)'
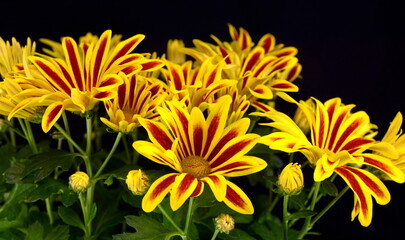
top-left (1, 24), bottom-right (404, 240)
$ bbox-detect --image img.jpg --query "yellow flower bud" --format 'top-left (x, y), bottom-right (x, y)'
top-left (126, 169), bottom-right (149, 195)
top-left (69, 171), bottom-right (90, 192)
top-left (214, 213), bottom-right (235, 234)
top-left (278, 163), bottom-right (304, 195)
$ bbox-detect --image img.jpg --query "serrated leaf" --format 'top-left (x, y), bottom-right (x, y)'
top-left (4, 150), bottom-right (78, 184)
top-left (58, 206), bottom-right (85, 230)
top-left (24, 178), bottom-right (66, 203)
top-left (286, 210), bottom-right (317, 221)
top-left (24, 221), bottom-right (43, 240)
top-left (113, 215), bottom-right (175, 240)
top-left (44, 225), bottom-right (70, 240)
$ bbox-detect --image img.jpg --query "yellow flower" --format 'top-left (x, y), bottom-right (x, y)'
top-left (126, 169), bottom-right (149, 195)
top-left (278, 163), bottom-right (304, 195)
top-left (375, 112), bottom-right (405, 175)
top-left (69, 171), bottom-right (90, 192)
top-left (133, 96), bottom-right (267, 214)
top-left (258, 97), bottom-right (405, 226)
top-left (181, 24), bottom-right (302, 105)
top-left (0, 37), bottom-right (36, 78)
top-left (215, 213), bottom-right (235, 234)
top-left (100, 72), bottom-right (166, 133)
top-left (166, 39), bottom-right (186, 64)
top-left (7, 30), bottom-right (164, 133)
top-left (161, 57), bottom-right (237, 110)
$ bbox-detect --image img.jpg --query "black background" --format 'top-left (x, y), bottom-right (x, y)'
top-left (1, 0), bottom-right (403, 239)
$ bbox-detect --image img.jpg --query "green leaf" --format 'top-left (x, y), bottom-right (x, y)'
top-left (44, 225), bottom-right (70, 240)
top-left (221, 228), bottom-right (257, 240)
top-left (321, 179), bottom-right (338, 197)
top-left (113, 215), bottom-right (175, 240)
top-left (4, 150), bottom-right (79, 184)
top-left (286, 210), bottom-right (317, 221)
top-left (24, 221), bottom-right (44, 240)
top-left (58, 206), bottom-right (85, 230)
top-left (25, 178), bottom-right (66, 203)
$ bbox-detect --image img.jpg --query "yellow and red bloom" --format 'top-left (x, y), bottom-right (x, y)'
top-left (100, 72), bottom-right (166, 133)
top-left (377, 112), bottom-right (405, 174)
top-left (133, 96), bottom-right (267, 214)
top-left (161, 57), bottom-right (237, 109)
top-left (258, 97), bottom-right (405, 226)
top-left (181, 24), bottom-right (302, 105)
top-left (7, 30), bottom-right (163, 132)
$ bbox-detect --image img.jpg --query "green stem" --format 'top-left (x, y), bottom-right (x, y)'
top-left (79, 192), bottom-right (90, 238)
top-left (211, 229), bottom-right (220, 240)
top-left (54, 123), bottom-right (86, 155)
top-left (62, 112), bottom-right (74, 153)
top-left (184, 197), bottom-right (194, 238)
top-left (85, 117), bottom-right (93, 176)
top-left (297, 182), bottom-right (321, 239)
top-left (283, 195), bottom-right (289, 240)
top-left (94, 132), bottom-right (122, 178)
top-left (309, 185), bottom-right (349, 228)
top-left (158, 204), bottom-right (185, 236)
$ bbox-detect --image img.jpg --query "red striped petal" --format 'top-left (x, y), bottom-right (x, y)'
top-left (139, 118), bottom-right (174, 150)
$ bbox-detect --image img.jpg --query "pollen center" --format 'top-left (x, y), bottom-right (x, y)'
top-left (181, 155), bottom-right (211, 179)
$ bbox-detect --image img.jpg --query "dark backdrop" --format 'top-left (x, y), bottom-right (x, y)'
top-left (1, 0), bottom-right (403, 239)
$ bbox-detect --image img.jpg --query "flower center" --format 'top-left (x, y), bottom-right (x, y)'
top-left (181, 155), bottom-right (211, 179)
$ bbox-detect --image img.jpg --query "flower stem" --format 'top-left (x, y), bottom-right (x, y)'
top-left (283, 195), bottom-right (290, 240)
top-left (297, 181), bottom-right (321, 239)
top-left (309, 185), bottom-right (349, 228)
top-left (94, 132), bottom-right (122, 178)
top-left (54, 123), bottom-right (86, 155)
top-left (184, 197), bottom-right (194, 238)
top-left (211, 229), bottom-right (220, 240)
top-left (62, 111), bottom-right (74, 153)
top-left (158, 204), bottom-right (185, 236)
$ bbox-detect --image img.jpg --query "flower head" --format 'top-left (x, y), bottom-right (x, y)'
top-left (278, 163), bottom-right (304, 195)
top-left (376, 112), bottom-right (405, 175)
top-left (215, 213), bottom-right (235, 234)
top-left (181, 24), bottom-right (302, 104)
top-left (7, 30), bottom-right (163, 133)
top-left (126, 169), bottom-right (150, 195)
top-left (133, 96), bottom-right (267, 214)
top-left (100, 72), bottom-right (166, 133)
top-left (258, 97), bottom-right (405, 226)
top-left (69, 171), bottom-right (90, 192)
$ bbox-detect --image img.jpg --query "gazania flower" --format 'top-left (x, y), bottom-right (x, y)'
top-left (377, 112), bottom-right (405, 174)
top-left (100, 72), bottom-right (166, 133)
top-left (7, 30), bottom-right (163, 132)
top-left (0, 37), bottom-right (42, 120)
top-left (181, 24), bottom-right (302, 104)
top-left (0, 37), bottom-right (36, 78)
top-left (161, 57), bottom-right (237, 109)
top-left (133, 96), bottom-right (267, 214)
top-left (258, 97), bottom-right (405, 226)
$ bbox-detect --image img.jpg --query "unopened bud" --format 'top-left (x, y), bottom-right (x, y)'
top-left (126, 169), bottom-right (149, 195)
top-left (278, 163), bottom-right (304, 195)
top-left (214, 213), bottom-right (235, 234)
top-left (69, 171), bottom-right (90, 192)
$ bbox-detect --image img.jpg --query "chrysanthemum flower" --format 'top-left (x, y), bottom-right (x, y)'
top-left (181, 24), bottom-right (302, 104)
top-left (133, 96), bottom-right (267, 214)
top-left (100, 72), bottom-right (166, 133)
top-left (377, 112), bottom-right (405, 174)
top-left (0, 37), bottom-right (36, 78)
top-left (0, 37), bottom-right (42, 120)
top-left (161, 57), bottom-right (237, 109)
top-left (257, 97), bottom-right (405, 226)
top-left (7, 30), bottom-right (163, 132)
